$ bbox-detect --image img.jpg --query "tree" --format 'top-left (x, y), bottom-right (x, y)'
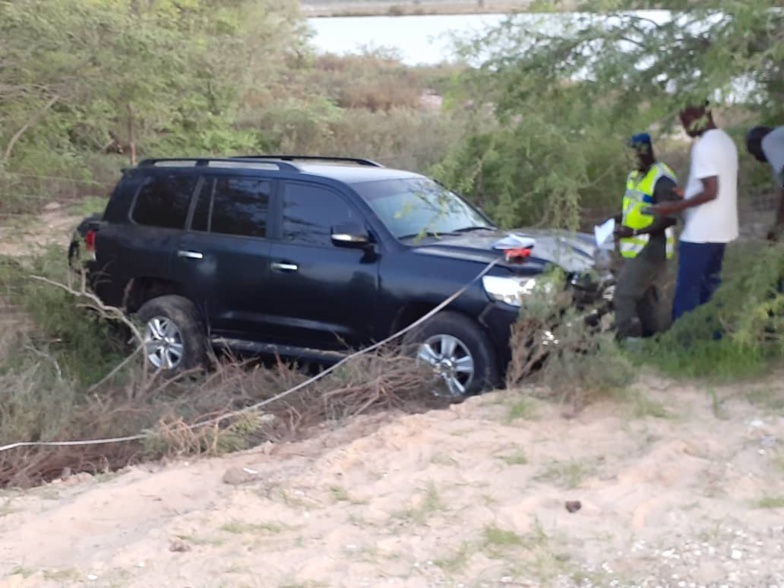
top-left (0, 0), bottom-right (307, 173)
top-left (434, 0), bottom-right (784, 230)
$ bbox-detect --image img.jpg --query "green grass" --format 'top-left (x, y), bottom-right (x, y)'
top-left (221, 520), bottom-right (287, 534)
top-left (176, 534), bottom-right (225, 547)
top-left (505, 397), bottom-right (538, 422)
top-left (708, 387), bottom-right (729, 420)
top-left (753, 496), bottom-right (784, 509)
top-left (434, 541), bottom-right (472, 573)
top-left (329, 485), bottom-right (351, 502)
top-left (483, 525), bottom-right (524, 547)
top-left (629, 339), bottom-right (774, 382)
top-left (10, 565), bottom-right (36, 578)
top-left (430, 453), bottom-right (459, 466)
top-left (613, 388), bottom-right (672, 419)
top-left (746, 387), bottom-right (784, 414)
top-left (496, 450), bottom-right (528, 466)
top-left (43, 569), bottom-right (80, 581)
top-left (393, 481), bottom-right (446, 525)
top-left (0, 247), bottom-right (130, 387)
top-left (482, 521), bottom-right (550, 560)
top-left (68, 196), bottom-right (107, 217)
top-left (535, 460), bottom-right (593, 489)
top-left (421, 482), bottom-right (444, 513)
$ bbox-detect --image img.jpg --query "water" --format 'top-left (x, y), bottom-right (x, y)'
top-left (306, 13), bottom-right (510, 65)
top-left (305, 11), bottom-right (674, 66)
top-left (305, 11), bottom-right (754, 100)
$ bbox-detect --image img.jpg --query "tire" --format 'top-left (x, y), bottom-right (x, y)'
top-left (402, 310), bottom-right (500, 400)
top-left (135, 295), bottom-right (207, 376)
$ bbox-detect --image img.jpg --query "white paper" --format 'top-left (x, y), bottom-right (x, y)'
top-left (594, 218), bottom-right (615, 248)
top-left (492, 233), bottom-right (536, 250)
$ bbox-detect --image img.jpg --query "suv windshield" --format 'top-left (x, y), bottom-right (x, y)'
top-left (351, 177), bottom-right (495, 240)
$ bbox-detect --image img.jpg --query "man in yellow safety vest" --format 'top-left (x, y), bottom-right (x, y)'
top-left (611, 132), bottom-right (680, 340)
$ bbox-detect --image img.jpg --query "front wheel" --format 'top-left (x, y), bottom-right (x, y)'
top-left (402, 311), bottom-right (500, 400)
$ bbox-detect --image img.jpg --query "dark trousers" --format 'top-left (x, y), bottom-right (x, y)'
top-left (672, 241), bottom-right (726, 323)
top-left (613, 255), bottom-right (667, 339)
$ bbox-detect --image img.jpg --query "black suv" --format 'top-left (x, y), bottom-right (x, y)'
top-left (69, 155), bottom-right (613, 398)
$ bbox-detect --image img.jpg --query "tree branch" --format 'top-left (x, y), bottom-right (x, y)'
top-left (2, 94), bottom-right (59, 163)
top-left (29, 273), bottom-right (143, 344)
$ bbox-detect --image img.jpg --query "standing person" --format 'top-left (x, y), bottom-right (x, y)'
top-left (745, 125), bottom-right (784, 241)
top-left (649, 101), bottom-right (739, 323)
top-left (611, 132), bottom-right (679, 340)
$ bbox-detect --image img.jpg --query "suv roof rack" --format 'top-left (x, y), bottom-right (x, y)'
top-left (136, 157), bottom-right (301, 172)
top-left (232, 155), bottom-right (385, 168)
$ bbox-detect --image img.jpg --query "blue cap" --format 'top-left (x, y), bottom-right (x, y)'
top-left (628, 132), bottom-right (652, 150)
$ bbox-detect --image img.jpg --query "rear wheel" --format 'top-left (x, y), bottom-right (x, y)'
top-left (135, 295), bottom-right (207, 376)
top-left (402, 311), bottom-right (500, 399)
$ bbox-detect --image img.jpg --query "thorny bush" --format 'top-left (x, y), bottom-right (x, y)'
top-left (506, 268), bottom-right (635, 409)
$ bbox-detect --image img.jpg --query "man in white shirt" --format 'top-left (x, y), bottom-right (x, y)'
top-left (649, 101), bottom-right (739, 322)
top-left (745, 125), bottom-right (784, 241)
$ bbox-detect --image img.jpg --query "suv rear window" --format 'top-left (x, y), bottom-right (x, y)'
top-left (191, 176), bottom-right (272, 239)
top-left (131, 173), bottom-right (198, 229)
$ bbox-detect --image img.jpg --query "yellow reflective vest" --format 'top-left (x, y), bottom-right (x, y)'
top-left (620, 162), bottom-right (677, 259)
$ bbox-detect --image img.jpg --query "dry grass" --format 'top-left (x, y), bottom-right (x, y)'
top-left (0, 347), bottom-right (443, 488)
top-left (0, 247), bottom-right (445, 488)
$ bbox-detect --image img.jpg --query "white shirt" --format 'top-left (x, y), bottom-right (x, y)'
top-left (761, 125), bottom-right (784, 187)
top-left (680, 128), bottom-right (739, 244)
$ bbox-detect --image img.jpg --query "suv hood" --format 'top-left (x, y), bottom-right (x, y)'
top-left (410, 228), bottom-right (598, 274)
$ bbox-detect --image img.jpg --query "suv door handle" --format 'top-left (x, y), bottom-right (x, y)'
top-left (271, 261), bottom-right (298, 272)
top-left (177, 250), bottom-right (203, 260)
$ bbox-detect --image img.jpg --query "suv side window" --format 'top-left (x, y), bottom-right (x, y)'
top-left (191, 176), bottom-right (272, 239)
top-left (281, 182), bottom-right (357, 246)
top-left (131, 173), bottom-right (198, 229)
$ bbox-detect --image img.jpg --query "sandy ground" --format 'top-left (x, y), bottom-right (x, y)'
top-left (1, 373), bottom-right (783, 588)
top-left (0, 204), bottom-right (782, 587)
top-left (0, 205), bottom-right (82, 258)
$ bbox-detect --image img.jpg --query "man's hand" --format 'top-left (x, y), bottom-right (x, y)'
top-left (671, 186), bottom-right (684, 199)
top-left (614, 225), bottom-right (634, 239)
top-left (647, 202), bottom-right (679, 217)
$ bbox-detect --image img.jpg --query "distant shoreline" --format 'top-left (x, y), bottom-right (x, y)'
top-left (299, 1), bottom-right (566, 18)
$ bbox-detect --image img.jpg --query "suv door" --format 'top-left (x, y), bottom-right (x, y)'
top-left (174, 173), bottom-right (275, 340)
top-left (263, 180), bottom-right (381, 350)
top-left (96, 171), bottom-right (197, 306)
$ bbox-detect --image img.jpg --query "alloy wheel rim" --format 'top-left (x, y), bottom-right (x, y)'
top-left (143, 316), bottom-right (185, 370)
top-left (417, 334), bottom-right (475, 397)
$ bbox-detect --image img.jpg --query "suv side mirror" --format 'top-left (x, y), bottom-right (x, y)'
top-left (331, 222), bottom-right (371, 248)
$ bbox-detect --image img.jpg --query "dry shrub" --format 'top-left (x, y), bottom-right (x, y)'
top-left (252, 104), bottom-right (464, 174)
top-left (310, 52), bottom-right (429, 112)
top-left (0, 248), bottom-right (447, 488)
top-left (506, 270), bottom-right (635, 409)
top-left (0, 342), bottom-right (443, 488)
top-left (327, 108), bottom-right (463, 172)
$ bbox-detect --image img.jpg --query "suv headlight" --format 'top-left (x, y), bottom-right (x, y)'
top-left (482, 275), bottom-right (553, 307)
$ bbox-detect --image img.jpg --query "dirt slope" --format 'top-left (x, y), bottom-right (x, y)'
top-left (1, 374), bottom-right (783, 588)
